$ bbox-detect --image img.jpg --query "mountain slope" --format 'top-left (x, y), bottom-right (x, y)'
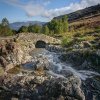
top-left (54, 4), bottom-right (100, 22)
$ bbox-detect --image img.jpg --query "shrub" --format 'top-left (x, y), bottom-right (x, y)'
top-left (61, 37), bottom-right (73, 47)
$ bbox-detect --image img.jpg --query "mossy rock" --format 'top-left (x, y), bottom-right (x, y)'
top-left (0, 67), bottom-right (4, 76)
top-left (7, 65), bottom-right (21, 74)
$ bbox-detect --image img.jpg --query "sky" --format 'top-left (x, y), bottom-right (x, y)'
top-left (0, 0), bottom-right (100, 23)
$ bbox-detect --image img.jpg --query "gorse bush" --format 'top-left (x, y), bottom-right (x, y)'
top-left (47, 15), bottom-right (68, 35)
top-left (61, 37), bottom-right (73, 47)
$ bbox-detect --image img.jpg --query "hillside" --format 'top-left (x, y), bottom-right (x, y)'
top-left (50, 4), bottom-right (100, 51)
top-left (54, 4), bottom-right (100, 22)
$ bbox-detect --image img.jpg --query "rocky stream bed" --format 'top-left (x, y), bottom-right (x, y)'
top-left (0, 48), bottom-right (100, 100)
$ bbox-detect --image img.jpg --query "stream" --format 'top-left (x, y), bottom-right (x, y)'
top-left (24, 48), bottom-right (100, 81)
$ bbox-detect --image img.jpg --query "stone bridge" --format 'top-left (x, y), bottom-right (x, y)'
top-left (17, 33), bottom-right (61, 48)
top-left (18, 33), bottom-right (61, 43)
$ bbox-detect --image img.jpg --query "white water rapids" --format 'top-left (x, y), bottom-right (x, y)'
top-left (25, 49), bottom-right (100, 80)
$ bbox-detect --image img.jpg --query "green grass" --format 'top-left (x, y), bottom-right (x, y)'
top-left (77, 36), bottom-right (95, 42)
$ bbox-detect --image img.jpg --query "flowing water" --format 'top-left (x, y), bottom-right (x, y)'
top-left (25, 49), bottom-right (100, 80)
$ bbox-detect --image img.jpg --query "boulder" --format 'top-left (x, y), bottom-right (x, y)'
top-left (59, 69), bottom-right (74, 77)
top-left (43, 76), bottom-right (85, 100)
top-left (0, 56), bottom-right (7, 68)
top-left (82, 76), bottom-right (100, 100)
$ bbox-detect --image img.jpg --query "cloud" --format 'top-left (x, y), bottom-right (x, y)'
top-left (43, 0), bottom-right (100, 19)
top-left (23, 3), bottom-right (45, 17)
top-left (43, 1), bottom-right (50, 6)
top-left (1, 0), bottom-right (50, 16)
top-left (1, 0), bottom-right (100, 20)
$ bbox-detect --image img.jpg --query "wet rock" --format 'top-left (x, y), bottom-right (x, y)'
top-left (60, 50), bottom-right (100, 73)
top-left (83, 41), bottom-right (92, 48)
top-left (0, 67), bottom-right (86, 100)
top-left (57, 95), bottom-right (64, 100)
top-left (34, 58), bottom-right (49, 71)
top-left (59, 69), bottom-right (73, 77)
top-left (43, 76), bottom-right (85, 100)
top-left (73, 43), bottom-right (84, 49)
top-left (46, 45), bottom-right (64, 53)
top-left (82, 76), bottom-right (100, 100)
top-left (11, 97), bottom-right (18, 100)
top-left (96, 50), bottom-right (100, 56)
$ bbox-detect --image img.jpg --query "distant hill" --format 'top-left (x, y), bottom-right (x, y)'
top-left (10, 21), bottom-right (46, 30)
top-left (54, 4), bottom-right (100, 22)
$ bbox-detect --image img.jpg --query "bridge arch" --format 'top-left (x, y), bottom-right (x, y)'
top-left (35, 40), bottom-right (46, 48)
